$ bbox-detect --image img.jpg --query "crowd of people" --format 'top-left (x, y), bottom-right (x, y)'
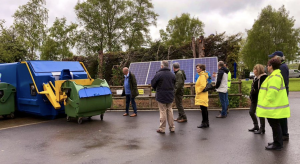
top-left (121, 51), bottom-right (290, 151)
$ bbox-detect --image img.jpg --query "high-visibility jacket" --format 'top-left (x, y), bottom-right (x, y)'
top-left (256, 69), bottom-right (290, 118)
top-left (228, 71), bottom-right (231, 88)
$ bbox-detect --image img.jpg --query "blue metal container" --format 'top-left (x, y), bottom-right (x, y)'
top-left (0, 61), bottom-right (90, 119)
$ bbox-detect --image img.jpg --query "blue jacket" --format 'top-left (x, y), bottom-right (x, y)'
top-left (280, 61), bottom-right (289, 88)
top-left (195, 71), bottom-right (212, 84)
top-left (151, 67), bottom-right (176, 104)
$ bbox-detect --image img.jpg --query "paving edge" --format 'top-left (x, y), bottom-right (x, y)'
top-left (107, 108), bottom-right (249, 112)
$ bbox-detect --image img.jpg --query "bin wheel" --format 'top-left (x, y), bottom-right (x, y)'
top-left (88, 117), bottom-right (92, 120)
top-left (10, 113), bottom-right (15, 119)
top-left (66, 116), bottom-right (71, 122)
top-left (100, 114), bottom-right (104, 121)
top-left (78, 117), bottom-right (83, 124)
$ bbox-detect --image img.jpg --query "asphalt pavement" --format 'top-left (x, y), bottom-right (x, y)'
top-left (0, 92), bottom-right (299, 164)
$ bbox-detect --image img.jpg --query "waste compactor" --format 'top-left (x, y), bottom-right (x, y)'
top-left (0, 61), bottom-right (112, 123)
top-left (0, 82), bottom-right (16, 119)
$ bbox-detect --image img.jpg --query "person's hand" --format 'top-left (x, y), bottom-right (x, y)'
top-left (212, 72), bottom-right (217, 78)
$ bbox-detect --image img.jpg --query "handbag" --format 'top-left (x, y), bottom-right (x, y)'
top-left (202, 83), bottom-right (214, 92)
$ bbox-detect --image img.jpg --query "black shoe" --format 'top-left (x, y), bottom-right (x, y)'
top-left (254, 128), bottom-right (265, 134)
top-left (197, 123), bottom-right (208, 128)
top-left (265, 145), bottom-right (282, 151)
top-left (268, 142), bottom-right (273, 146)
top-left (283, 136), bottom-right (289, 141)
top-left (248, 126), bottom-right (259, 132)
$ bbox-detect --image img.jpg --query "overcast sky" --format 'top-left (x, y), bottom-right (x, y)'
top-left (1, 0), bottom-right (299, 41)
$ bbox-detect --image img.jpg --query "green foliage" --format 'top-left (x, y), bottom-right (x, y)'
top-left (40, 17), bottom-right (77, 60)
top-left (0, 23), bottom-right (27, 62)
top-left (160, 13), bottom-right (204, 46)
top-left (298, 64), bottom-right (300, 70)
top-left (13, 0), bottom-right (48, 60)
top-left (242, 5), bottom-right (300, 69)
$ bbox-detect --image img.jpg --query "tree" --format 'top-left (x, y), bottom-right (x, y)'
top-left (160, 13), bottom-right (204, 46)
top-left (123, 0), bottom-right (158, 50)
top-left (242, 5), bottom-right (300, 69)
top-left (75, 0), bottom-right (128, 54)
top-left (0, 21), bottom-right (27, 63)
top-left (13, 0), bottom-right (48, 60)
top-left (40, 17), bottom-right (77, 60)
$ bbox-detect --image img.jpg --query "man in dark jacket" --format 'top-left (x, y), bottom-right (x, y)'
top-left (214, 61), bottom-right (229, 118)
top-left (269, 51), bottom-right (289, 141)
top-left (122, 67), bottom-right (139, 117)
top-left (173, 62), bottom-right (187, 123)
top-left (151, 60), bottom-right (176, 134)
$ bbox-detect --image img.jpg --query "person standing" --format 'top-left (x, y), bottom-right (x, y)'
top-left (269, 51), bottom-right (290, 141)
top-left (121, 67), bottom-right (139, 117)
top-left (173, 62), bottom-right (188, 123)
top-left (256, 58), bottom-right (290, 151)
top-left (195, 64), bottom-right (209, 128)
top-left (219, 63), bottom-right (231, 114)
top-left (151, 60), bottom-right (176, 134)
top-left (248, 64), bottom-right (267, 134)
top-left (215, 61), bottom-right (229, 118)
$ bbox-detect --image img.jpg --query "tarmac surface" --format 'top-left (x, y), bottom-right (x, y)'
top-left (0, 92), bottom-right (299, 164)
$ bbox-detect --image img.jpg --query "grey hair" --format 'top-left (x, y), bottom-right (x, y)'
top-left (161, 60), bottom-right (169, 68)
top-left (218, 61), bottom-right (224, 67)
top-left (275, 56), bottom-right (283, 61)
top-left (173, 62), bottom-right (180, 69)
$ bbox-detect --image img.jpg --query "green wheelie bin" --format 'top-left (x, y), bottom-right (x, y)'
top-left (61, 79), bottom-right (112, 124)
top-left (0, 83), bottom-right (16, 119)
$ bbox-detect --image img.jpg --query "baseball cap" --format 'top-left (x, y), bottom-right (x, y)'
top-left (268, 51), bottom-right (284, 58)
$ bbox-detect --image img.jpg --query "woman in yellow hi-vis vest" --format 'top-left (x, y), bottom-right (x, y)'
top-left (256, 58), bottom-right (290, 151)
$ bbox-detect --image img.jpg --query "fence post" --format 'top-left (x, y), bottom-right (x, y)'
top-left (239, 80), bottom-right (242, 107)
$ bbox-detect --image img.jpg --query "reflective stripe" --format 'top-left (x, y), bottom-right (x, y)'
top-left (257, 104), bottom-right (289, 110)
top-left (275, 75), bottom-right (281, 78)
top-left (260, 87), bottom-right (267, 90)
top-left (269, 86), bottom-right (280, 91)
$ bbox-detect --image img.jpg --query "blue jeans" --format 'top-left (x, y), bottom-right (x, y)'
top-left (226, 92), bottom-right (229, 109)
top-left (219, 92), bottom-right (228, 116)
top-left (126, 95), bottom-right (137, 114)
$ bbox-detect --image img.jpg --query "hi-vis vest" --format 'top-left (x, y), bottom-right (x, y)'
top-left (228, 71), bottom-right (231, 88)
top-left (256, 69), bottom-right (290, 118)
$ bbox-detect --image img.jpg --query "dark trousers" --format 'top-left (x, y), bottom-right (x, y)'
top-left (280, 88), bottom-right (289, 137)
top-left (125, 94), bottom-right (137, 114)
top-left (175, 94), bottom-right (187, 119)
top-left (200, 106), bottom-right (209, 124)
top-left (267, 118), bottom-right (283, 148)
top-left (249, 102), bottom-right (265, 128)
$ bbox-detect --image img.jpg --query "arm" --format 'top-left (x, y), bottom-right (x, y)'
top-left (196, 75), bottom-right (206, 94)
top-left (151, 74), bottom-right (159, 90)
top-left (175, 72), bottom-right (184, 93)
top-left (215, 71), bottom-right (224, 89)
top-left (265, 76), bottom-right (282, 103)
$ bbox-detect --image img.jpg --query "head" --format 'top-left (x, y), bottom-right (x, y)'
top-left (268, 51), bottom-right (284, 59)
top-left (173, 62), bottom-right (180, 72)
top-left (123, 67), bottom-right (129, 75)
top-left (224, 62), bottom-right (228, 68)
top-left (196, 64), bottom-right (206, 73)
top-left (161, 60), bottom-right (169, 69)
top-left (253, 64), bottom-right (265, 76)
top-left (274, 55), bottom-right (283, 62)
top-left (218, 61), bottom-right (224, 69)
top-left (267, 58), bottom-right (281, 73)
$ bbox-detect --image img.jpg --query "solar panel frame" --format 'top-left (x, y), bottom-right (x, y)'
top-left (171, 59), bottom-right (194, 83)
top-left (129, 62), bottom-right (150, 85)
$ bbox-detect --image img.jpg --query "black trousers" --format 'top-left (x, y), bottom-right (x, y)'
top-left (249, 102), bottom-right (265, 128)
top-left (267, 118), bottom-right (283, 148)
top-left (200, 106), bottom-right (208, 124)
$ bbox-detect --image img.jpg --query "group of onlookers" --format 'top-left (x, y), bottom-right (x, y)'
top-left (121, 51), bottom-right (290, 151)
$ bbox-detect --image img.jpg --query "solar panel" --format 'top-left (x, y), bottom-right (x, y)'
top-left (129, 62), bottom-right (150, 85)
top-left (194, 57), bottom-right (218, 82)
top-left (129, 57), bottom-right (218, 86)
top-left (145, 61), bottom-right (161, 85)
top-left (171, 59), bottom-right (194, 83)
